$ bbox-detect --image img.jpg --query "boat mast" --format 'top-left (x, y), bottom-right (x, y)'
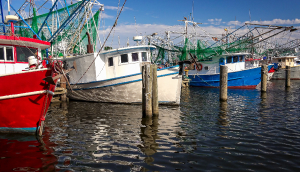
top-left (0, 0), bottom-right (5, 33)
top-left (7, 0), bottom-right (10, 14)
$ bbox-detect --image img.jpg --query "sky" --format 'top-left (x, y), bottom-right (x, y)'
top-left (6, 0), bottom-right (300, 49)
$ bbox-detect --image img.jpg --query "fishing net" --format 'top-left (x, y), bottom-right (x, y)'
top-left (154, 36), bottom-right (255, 63)
top-left (14, 2), bottom-right (100, 57)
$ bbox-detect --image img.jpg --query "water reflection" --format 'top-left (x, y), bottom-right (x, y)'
top-left (218, 101), bottom-right (229, 126)
top-left (2, 80), bottom-right (300, 171)
top-left (0, 129), bottom-right (57, 171)
top-left (139, 116), bottom-right (159, 165)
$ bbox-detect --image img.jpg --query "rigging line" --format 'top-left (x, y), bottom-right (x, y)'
top-left (72, 0), bottom-right (127, 88)
top-left (69, 5), bottom-right (91, 53)
top-left (194, 24), bottom-right (228, 55)
top-left (36, 0), bottom-right (50, 12)
top-left (207, 24), bottom-right (246, 49)
top-left (87, 4), bottom-right (102, 50)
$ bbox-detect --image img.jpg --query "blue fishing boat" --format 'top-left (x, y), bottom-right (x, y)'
top-left (187, 53), bottom-right (263, 88)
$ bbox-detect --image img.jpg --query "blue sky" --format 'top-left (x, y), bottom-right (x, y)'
top-left (101, 0), bottom-right (300, 47)
top-left (7, 0), bottom-right (300, 48)
top-left (104, 0), bottom-right (300, 26)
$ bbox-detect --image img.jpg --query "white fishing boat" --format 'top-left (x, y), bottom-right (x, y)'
top-left (65, 44), bottom-right (182, 105)
top-left (271, 55), bottom-right (300, 80)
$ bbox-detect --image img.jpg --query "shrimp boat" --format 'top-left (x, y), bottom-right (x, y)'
top-left (0, 15), bottom-right (58, 134)
top-left (245, 57), bottom-right (275, 81)
top-left (65, 43), bottom-right (182, 105)
top-left (187, 53), bottom-right (262, 88)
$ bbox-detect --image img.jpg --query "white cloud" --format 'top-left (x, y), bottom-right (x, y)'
top-left (104, 6), bottom-right (120, 10)
top-left (104, 6), bottom-right (132, 11)
top-left (227, 18), bottom-right (300, 26)
top-left (227, 20), bottom-right (244, 26)
top-left (97, 19), bottom-right (300, 49)
top-left (102, 13), bottom-right (114, 19)
top-left (208, 18), bottom-right (222, 25)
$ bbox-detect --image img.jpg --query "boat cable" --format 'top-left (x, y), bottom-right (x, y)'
top-left (37, 88), bottom-right (49, 136)
top-left (71, 0), bottom-right (127, 89)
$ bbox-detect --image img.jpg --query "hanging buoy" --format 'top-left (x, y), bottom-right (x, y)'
top-left (28, 56), bottom-right (37, 69)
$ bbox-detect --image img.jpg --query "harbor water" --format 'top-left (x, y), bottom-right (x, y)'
top-left (1, 80), bottom-right (300, 171)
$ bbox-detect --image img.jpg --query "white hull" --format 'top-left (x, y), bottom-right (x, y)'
top-left (68, 67), bottom-right (182, 105)
top-left (267, 72), bottom-right (274, 81)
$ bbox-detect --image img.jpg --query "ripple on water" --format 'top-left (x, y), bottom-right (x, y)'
top-left (1, 81), bottom-right (300, 171)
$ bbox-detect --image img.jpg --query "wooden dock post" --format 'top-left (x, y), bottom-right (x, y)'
top-left (182, 69), bottom-right (190, 87)
top-left (152, 64), bottom-right (159, 116)
top-left (285, 66), bottom-right (291, 87)
top-left (220, 65), bottom-right (228, 101)
top-left (185, 69), bottom-right (188, 77)
top-left (261, 64), bottom-right (268, 92)
top-left (60, 75), bottom-right (67, 101)
top-left (142, 64), bottom-right (153, 117)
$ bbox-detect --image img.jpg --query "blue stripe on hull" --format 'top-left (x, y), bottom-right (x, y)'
top-left (268, 64), bottom-right (274, 71)
top-left (72, 65), bottom-right (180, 85)
top-left (72, 72), bottom-right (179, 91)
top-left (189, 67), bottom-right (261, 87)
top-left (0, 127), bottom-right (37, 133)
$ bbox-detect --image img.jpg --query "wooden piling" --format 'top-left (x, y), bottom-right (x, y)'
top-left (261, 64), bottom-right (268, 92)
top-left (185, 69), bottom-right (189, 77)
top-left (220, 65), bottom-right (228, 101)
top-left (285, 66), bottom-right (291, 87)
top-left (142, 64), bottom-right (153, 117)
top-left (152, 65), bottom-right (159, 116)
top-left (60, 75), bottom-right (67, 101)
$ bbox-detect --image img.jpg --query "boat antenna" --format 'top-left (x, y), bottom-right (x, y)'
top-left (192, 1), bottom-right (194, 22)
top-left (249, 9), bottom-right (251, 22)
top-left (7, 0), bottom-right (10, 14)
top-left (134, 16), bottom-right (138, 35)
top-left (235, 16), bottom-right (236, 29)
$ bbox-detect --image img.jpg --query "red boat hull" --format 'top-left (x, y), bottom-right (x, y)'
top-left (0, 69), bottom-right (56, 133)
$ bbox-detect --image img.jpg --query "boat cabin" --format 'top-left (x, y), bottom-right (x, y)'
top-left (0, 15), bottom-right (51, 75)
top-left (272, 56), bottom-right (296, 68)
top-left (100, 45), bottom-right (155, 80)
top-left (66, 45), bottom-right (156, 84)
top-left (188, 53), bottom-right (248, 75)
top-left (294, 57), bottom-right (300, 66)
top-left (245, 58), bottom-right (261, 69)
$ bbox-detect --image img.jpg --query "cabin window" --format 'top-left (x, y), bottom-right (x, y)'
top-left (282, 59), bottom-right (285, 62)
top-left (0, 47), bottom-right (4, 60)
top-left (278, 59), bottom-right (281, 62)
top-left (233, 56), bottom-right (238, 63)
top-left (0, 46), bottom-right (14, 61)
top-left (108, 57), bottom-right (113, 66)
top-left (142, 52), bottom-right (147, 61)
top-left (239, 56), bottom-right (243, 62)
top-left (204, 66), bottom-right (209, 70)
top-left (6, 47), bottom-right (13, 61)
top-left (132, 53), bottom-right (139, 62)
top-left (16, 46), bottom-right (37, 62)
top-left (226, 56), bottom-right (232, 63)
top-left (120, 54), bottom-right (128, 63)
